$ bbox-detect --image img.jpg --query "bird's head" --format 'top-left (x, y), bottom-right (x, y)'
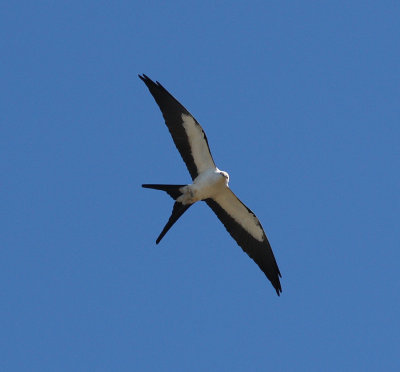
top-left (219, 170), bottom-right (230, 185)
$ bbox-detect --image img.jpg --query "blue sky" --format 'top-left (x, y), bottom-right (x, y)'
top-left (1, 1), bottom-right (399, 371)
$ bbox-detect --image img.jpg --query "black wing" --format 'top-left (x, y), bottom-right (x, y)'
top-left (206, 189), bottom-right (282, 295)
top-left (139, 74), bottom-right (215, 180)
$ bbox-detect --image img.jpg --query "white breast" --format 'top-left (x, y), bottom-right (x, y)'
top-left (190, 168), bottom-right (225, 201)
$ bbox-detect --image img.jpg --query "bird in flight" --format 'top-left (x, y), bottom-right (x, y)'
top-left (139, 74), bottom-right (282, 295)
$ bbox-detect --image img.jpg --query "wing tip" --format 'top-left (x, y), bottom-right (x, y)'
top-left (138, 73), bottom-right (148, 82)
top-left (138, 74), bottom-right (165, 90)
top-left (272, 266), bottom-right (282, 296)
top-left (138, 73), bottom-right (154, 86)
top-left (274, 272), bottom-right (283, 296)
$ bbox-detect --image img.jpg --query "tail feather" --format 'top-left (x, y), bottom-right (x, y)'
top-left (142, 184), bottom-right (186, 200)
top-left (156, 202), bottom-right (192, 244)
top-left (142, 184), bottom-right (191, 243)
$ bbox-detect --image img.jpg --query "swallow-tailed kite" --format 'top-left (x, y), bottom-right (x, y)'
top-left (139, 74), bottom-right (282, 295)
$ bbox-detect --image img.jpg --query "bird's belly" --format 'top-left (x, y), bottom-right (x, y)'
top-left (178, 170), bottom-right (225, 204)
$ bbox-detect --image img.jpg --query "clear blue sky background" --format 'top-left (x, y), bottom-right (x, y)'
top-left (1, 1), bottom-right (399, 371)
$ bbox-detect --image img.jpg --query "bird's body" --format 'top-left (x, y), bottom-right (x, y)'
top-left (178, 168), bottom-right (228, 205)
top-left (139, 74), bottom-right (282, 295)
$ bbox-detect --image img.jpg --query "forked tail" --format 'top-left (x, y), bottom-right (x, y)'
top-left (142, 184), bottom-right (192, 244)
top-left (142, 184), bottom-right (186, 200)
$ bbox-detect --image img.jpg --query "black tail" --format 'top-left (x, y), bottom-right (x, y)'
top-left (142, 184), bottom-right (192, 244)
top-left (142, 184), bottom-right (186, 200)
top-left (155, 202), bottom-right (191, 244)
